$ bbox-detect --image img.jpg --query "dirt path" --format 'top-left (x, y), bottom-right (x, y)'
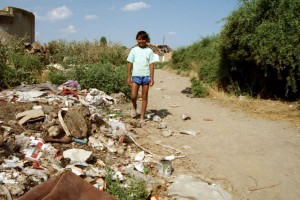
top-left (143, 69), bottom-right (300, 200)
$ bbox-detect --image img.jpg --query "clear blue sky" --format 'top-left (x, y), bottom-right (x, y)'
top-left (0, 0), bottom-right (239, 49)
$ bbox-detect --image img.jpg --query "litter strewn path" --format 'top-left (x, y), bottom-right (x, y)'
top-left (144, 69), bottom-right (300, 200)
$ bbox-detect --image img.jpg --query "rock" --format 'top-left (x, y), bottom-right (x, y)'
top-left (62, 108), bottom-right (88, 138)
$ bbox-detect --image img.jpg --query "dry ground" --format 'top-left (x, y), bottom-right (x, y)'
top-left (128, 68), bottom-right (300, 200)
top-left (1, 68), bottom-right (299, 200)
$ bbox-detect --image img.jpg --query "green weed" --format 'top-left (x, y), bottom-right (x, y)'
top-left (105, 167), bottom-right (148, 200)
top-left (191, 77), bottom-right (209, 98)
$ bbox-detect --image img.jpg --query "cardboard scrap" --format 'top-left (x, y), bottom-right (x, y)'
top-left (16, 109), bottom-right (45, 125)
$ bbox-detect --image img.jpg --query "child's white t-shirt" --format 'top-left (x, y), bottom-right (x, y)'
top-left (127, 46), bottom-right (155, 76)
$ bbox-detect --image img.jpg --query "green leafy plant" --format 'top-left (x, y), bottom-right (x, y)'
top-left (46, 39), bottom-right (130, 96)
top-left (47, 69), bottom-right (69, 85)
top-left (219, 0), bottom-right (300, 100)
top-left (47, 63), bottom-right (130, 96)
top-left (0, 35), bottom-right (45, 89)
top-left (105, 167), bottom-right (148, 200)
top-left (171, 35), bottom-right (221, 85)
top-left (75, 63), bottom-right (130, 96)
top-left (191, 77), bottom-right (209, 98)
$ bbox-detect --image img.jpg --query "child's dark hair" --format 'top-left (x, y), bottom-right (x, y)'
top-left (136, 31), bottom-right (149, 40)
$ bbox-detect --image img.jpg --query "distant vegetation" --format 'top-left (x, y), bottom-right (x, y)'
top-left (0, 0), bottom-right (299, 101)
top-left (0, 37), bottom-right (130, 96)
top-left (0, 35), bottom-right (46, 88)
top-left (46, 39), bottom-right (130, 96)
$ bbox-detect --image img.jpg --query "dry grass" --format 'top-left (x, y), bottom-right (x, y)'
top-left (36, 70), bottom-right (51, 83)
top-left (208, 88), bottom-right (300, 129)
top-left (161, 67), bottom-right (300, 128)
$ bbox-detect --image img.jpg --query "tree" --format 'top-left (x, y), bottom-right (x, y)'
top-left (100, 36), bottom-right (107, 46)
top-left (219, 0), bottom-right (300, 100)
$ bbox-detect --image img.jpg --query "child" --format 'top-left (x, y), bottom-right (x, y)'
top-left (127, 31), bottom-right (155, 122)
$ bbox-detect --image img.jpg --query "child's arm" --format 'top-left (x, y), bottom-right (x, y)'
top-left (127, 62), bottom-right (133, 85)
top-left (149, 63), bottom-right (154, 86)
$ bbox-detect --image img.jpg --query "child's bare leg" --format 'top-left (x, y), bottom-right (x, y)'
top-left (131, 83), bottom-right (139, 116)
top-left (140, 84), bottom-right (149, 120)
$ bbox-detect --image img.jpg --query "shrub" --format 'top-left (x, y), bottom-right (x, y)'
top-left (191, 77), bottom-right (209, 98)
top-left (1, 67), bottom-right (37, 88)
top-left (8, 52), bottom-right (45, 73)
top-left (171, 35), bottom-right (221, 85)
top-left (76, 63), bottom-right (130, 96)
top-left (0, 35), bottom-right (45, 89)
top-left (219, 0), bottom-right (300, 100)
top-left (46, 39), bottom-right (130, 96)
top-left (47, 70), bottom-right (69, 85)
top-left (47, 63), bottom-right (130, 96)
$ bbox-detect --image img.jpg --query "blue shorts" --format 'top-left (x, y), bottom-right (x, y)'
top-left (132, 76), bottom-right (151, 85)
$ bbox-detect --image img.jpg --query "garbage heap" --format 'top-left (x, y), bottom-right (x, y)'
top-left (0, 81), bottom-right (164, 199)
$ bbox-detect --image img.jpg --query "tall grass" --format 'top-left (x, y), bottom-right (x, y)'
top-left (47, 39), bottom-right (127, 66)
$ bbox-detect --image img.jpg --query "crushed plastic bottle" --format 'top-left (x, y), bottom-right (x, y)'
top-left (158, 160), bottom-right (173, 177)
top-left (152, 115), bottom-right (162, 122)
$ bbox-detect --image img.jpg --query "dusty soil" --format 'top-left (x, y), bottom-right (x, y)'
top-left (130, 69), bottom-right (300, 200)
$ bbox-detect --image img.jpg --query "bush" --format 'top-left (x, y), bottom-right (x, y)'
top-left (46, 39), bottom-right (130, 96)
top-left (1, 67), bottom-right (37, 88)
top-left (191, 77), bottom-right (209, 98)
top-left (219, 0), bottom-right (300, 100)
top-left (76, 63), bottom-right (130, 96)
top-left (47, 70), bottom-right (69, 85)
top-left (171, 35), bottom-right (221, 85)
top-left (47, 63), bottom-right (130, 96)
top-left (8, 52), bottom-right (45, 73)
top-left (0, 35), bottom-right (45, 89)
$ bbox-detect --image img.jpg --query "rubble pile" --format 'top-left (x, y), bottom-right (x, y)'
top-left (24, 41), bottom-right (51, 64)
top-left (0, 81), bottom-right (178, 199)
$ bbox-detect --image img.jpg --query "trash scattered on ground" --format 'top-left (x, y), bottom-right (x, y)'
top-left (239, 95), bottom-right (248, 101)
top-left (16, 109), bottom-right (45, 125)
top-left (181, 113), bottom-right (191, 120)
top-left (17, 170), bottom-right (117, 200)
top-left (181, 87), bottom-right (192, 95)
top-left (181, 87), bottom-right (194, 97)
top-left (156, 123), bottom-right (167, 129)
top-left (158, 160), bottom-right (173, 177)
top-left (169, 103), bottom-right (179, 108)
top-left (162, 130), bottom-right (173, 137)
top-left (182, 145), bottom-right (191, 149)
top-left (152, 115), bottom-right (162, 122)
top-left (180, 130), bottom-right (200, 136)
top-left (0, 81), bottom-right (230, 199)
top-left (168, 174), bottom-right (232, 200)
